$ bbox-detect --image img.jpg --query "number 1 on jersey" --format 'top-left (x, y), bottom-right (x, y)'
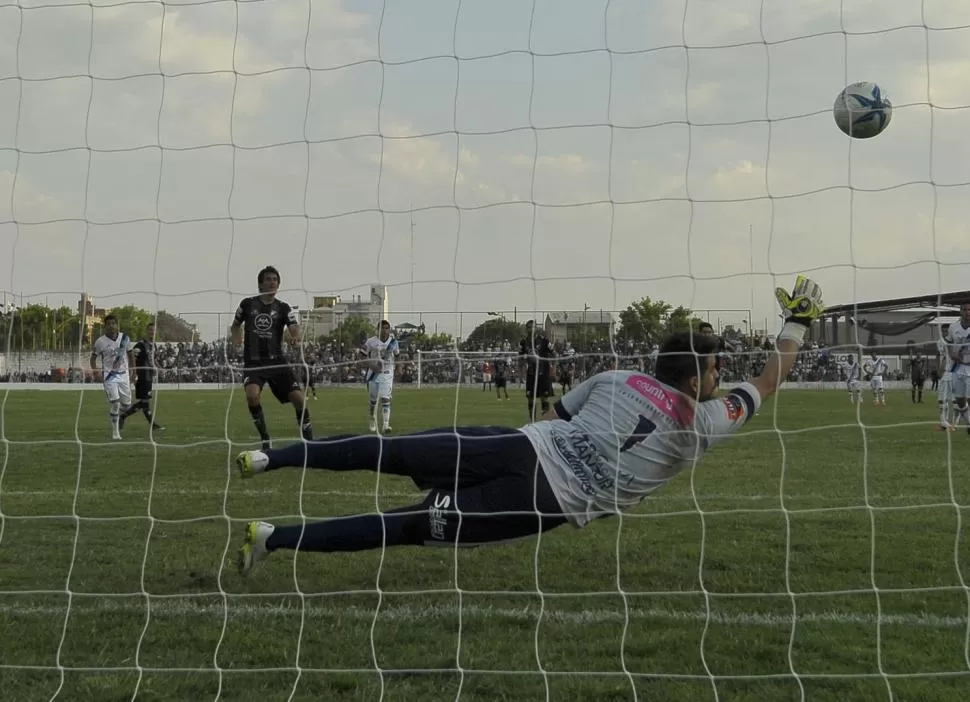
top-left (621, 415), bottom-right (656, 453)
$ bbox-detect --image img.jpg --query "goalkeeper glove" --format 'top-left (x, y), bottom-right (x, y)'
top-left (775, 275), bottom-right (824, 326)
top-left (775, 275), bottom-right (824, 344)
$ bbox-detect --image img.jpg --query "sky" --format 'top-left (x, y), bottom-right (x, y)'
top-left (2, 0), bottom-right (970, 340)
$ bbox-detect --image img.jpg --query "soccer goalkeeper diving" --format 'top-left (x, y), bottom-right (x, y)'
top-left (235, 276), bottom-right (824, 575)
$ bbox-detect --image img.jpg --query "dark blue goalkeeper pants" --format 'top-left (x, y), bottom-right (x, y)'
top-left (259, 427), bottom-right (568, 553)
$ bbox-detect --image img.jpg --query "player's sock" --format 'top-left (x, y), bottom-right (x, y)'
top-left (368, 401), bottom-right (377, 430)
top-left (540, 400), bottom-right (550, 415)
top-left (381, 401), bottom-right (391, 429)
top-left (295, 406), bottom-right (313, 441)
top-left (911, 388), bottom-right (916, 403)
top-left (527, 399), bottom-right (535, 420)
top-left (958, 404), bottom-right (970, 425)
top-left (109, 400), bottom-right (121, 438)
top-left (121, 402), bottom-right (140, 419)
top-left (248, 404), bottom-right (270, 442)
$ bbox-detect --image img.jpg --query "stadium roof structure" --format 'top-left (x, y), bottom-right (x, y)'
top-left (545, 310), bottom-right (614, 325)
top-left (822, 290), bottom-right (970, 318)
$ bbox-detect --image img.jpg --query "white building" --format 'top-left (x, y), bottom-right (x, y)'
top-left (543, 310), bottom-right (615, 344)
top-left (298, 284), bottom-right (389, 341)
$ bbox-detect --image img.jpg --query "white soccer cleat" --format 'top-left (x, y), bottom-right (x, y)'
top-left (238, 520), bottom-right (274, 575)
top-left (369, 420), bottom-right (377, 432)
top-left (235, 450), bottom-right (269, 479)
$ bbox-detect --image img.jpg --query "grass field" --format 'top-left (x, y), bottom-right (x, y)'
top-left (1, 384), bottom-right (969, 701)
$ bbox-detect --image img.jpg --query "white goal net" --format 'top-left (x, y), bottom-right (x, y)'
top-left (2, 1), bottom-right (970, 701)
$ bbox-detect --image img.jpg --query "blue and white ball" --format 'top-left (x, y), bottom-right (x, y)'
top-left (833, 82), bottom-right (892, 139)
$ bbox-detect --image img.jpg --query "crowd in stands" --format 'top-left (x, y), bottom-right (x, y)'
top-left (1, 330), bottom-right (916, 386)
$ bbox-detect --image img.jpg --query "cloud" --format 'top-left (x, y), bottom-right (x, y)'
top-left (3, 0), bottom-right (970, 338)
top-left (0, 169), bottom-right (64, 224)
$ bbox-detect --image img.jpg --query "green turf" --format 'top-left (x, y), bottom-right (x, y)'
top-left (0, 385), bottom-right (968, 701)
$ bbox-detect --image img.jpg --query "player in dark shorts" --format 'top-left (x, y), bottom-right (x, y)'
top-left (119, 321), bottom-right (165, 433)
top-left (493, 357), bottom-right (510, 400)
top-left (911, 351), bottom-right (927, 404)
top-left (519, 320), bottom-right (554, 421)
top-left (558, 361), bottom-right (574, 394)
top-left (299, 355), bottom-right (318, 400)
top-left (230, 266), bottom-right (313, 449)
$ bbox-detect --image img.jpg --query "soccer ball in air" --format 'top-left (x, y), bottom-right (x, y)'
top-left (833, 82), bottom-right (892, 139)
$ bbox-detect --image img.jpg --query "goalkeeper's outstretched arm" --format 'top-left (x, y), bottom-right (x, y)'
top-left (749, 336), bottom-right (802, 402)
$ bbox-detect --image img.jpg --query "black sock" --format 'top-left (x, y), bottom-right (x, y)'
top-left (527, 399), bottom-right (535, 419)
top-left (142, 406), bottom-right (155, 424)
top-left (249, 404), bottom-right (270, 441)
top-left (541, 400), bottom-right (550, 414)
top-left (295, 406), bottom-right (313, 441)
top-left (121, 402), bottom-right (141, 419)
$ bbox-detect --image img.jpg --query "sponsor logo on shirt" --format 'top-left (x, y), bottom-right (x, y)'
top-left (551, 431), bottom-right (614, 496)
top-left (625, 374), bottom-right (694, 425)
top-left (723, 394), bottom-right (744, 422)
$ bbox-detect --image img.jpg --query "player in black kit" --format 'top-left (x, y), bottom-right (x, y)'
top-left (558, 361), bottom-right (574, 394)
top-left (519, 320), bottom-right (554, 421)
top-left (230, 266), bottom-right (313, 449)
top-left (119, 321), bottom-right (165, 433)
top-left (493, 357), bottom-right (510, 400)
top-left (911, 351), bottom-right (927, 404)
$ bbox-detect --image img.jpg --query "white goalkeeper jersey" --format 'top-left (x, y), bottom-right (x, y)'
top-left (946, 321), bottom-right (970, 375)
top-left (846, 361), bottom-right (861, 383)
top-left (93, 332), bottom-right (132, 382)
top-left (519, 370), bottom-right (761, 527)
top-left (363, 334), bottom-right (399, 377)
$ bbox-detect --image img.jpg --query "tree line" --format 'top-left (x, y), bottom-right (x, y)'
top-left (0, 296), bottom-right (705, 353)
top-left (460, 298), bottom-right (706, 350)
top-left (0, 304), bottom-right (198, 351)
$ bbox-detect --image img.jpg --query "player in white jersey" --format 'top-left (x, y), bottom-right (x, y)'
top-left (232, 277), bottom-right (824, 574)
top-left (937, 330), bottom-right (954, 430)
top-left (946, 302), bottom-right (970, 432)
top-left (363, 320), bottom-right (399, 433)
top-left (844, 353), bottom-right (863, 404)
top-left (865, 351), bottom-right (887, 406)
top-left (89, 313), bottom-right (134, 440)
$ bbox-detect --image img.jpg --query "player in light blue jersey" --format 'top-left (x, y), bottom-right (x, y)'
top-left (946, 302), bottom-right (970, 432)
top-left (844, 353), bottom-right (863, 405)
top-left (233, 277), bottom-right (824, 575)
top-left (363, 320), bottom-right (399, 433)
top-left (90, 314), bottom-right (135, 440)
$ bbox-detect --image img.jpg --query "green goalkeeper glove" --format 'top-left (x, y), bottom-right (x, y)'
top-left (775, 275), bottom-right (824, 328)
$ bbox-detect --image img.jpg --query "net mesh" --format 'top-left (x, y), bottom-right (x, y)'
top-left (2, 0), bottom-right (970, 700)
